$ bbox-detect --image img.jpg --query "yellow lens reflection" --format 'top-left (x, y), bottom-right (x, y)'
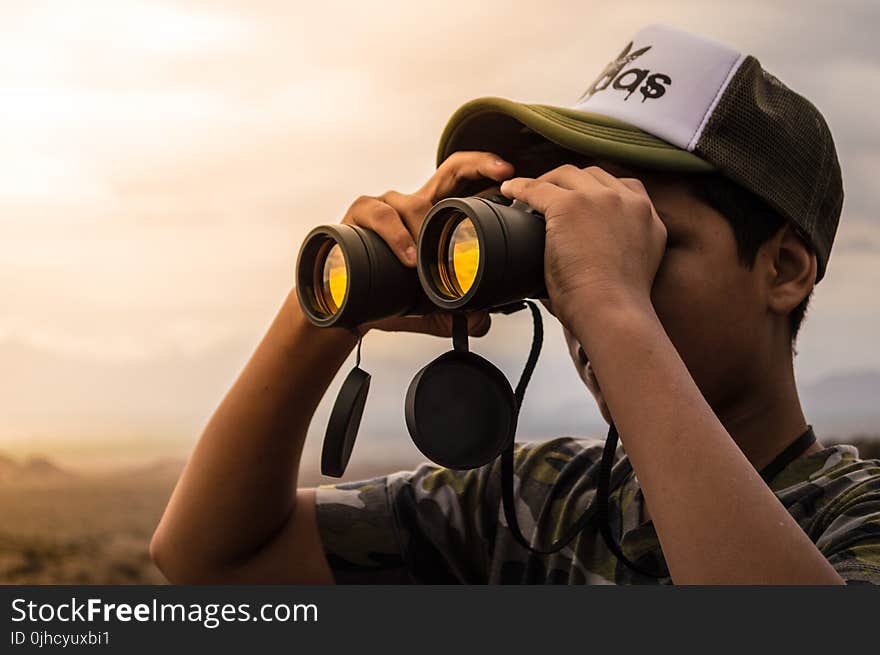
top-left (321, 243), bottom-right (347, 313)
top-left (448, 218), bottom-right (479, 296)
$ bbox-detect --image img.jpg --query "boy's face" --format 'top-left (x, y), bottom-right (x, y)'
top-left (559, 167), bottom-right (770, 421)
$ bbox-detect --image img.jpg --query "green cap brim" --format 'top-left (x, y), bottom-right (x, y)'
top-left (436, 96), bottom-right (714, 173)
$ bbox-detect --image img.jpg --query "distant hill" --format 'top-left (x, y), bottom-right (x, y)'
top-left (801, 370), bottom-right (880, 412)
top-left (800, 369), bottom-right (880, 438)
top-left (848, 436), bottom-right (880, 460)
top-left (116, 457), bottom-right (185, 480)
top-left (0, 453), bottom-right (74, 484)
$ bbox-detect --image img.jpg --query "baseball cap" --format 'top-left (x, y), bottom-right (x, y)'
top-left (436, 24), bottom-right (844, 281)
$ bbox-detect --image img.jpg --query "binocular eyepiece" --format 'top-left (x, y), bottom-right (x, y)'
top-left (295, 196), bottom-right (547, 326)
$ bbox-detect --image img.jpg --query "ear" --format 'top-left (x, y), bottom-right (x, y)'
top-left (763, 225), bottom-right (816, 316)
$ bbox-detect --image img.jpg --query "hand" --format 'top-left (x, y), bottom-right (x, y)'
top-left (499, 165), bottom-right (667, 335)
top-left (358, 310), bottom-right (491, 338)
top-left (341, 151), bottom-right (515, 337)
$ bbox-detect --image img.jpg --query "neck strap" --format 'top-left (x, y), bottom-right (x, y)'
top-left (758, 426), bottom-right (816, 483)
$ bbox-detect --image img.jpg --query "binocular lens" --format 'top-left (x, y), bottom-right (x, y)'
top-left (418, 197), bottom-right (546, 311)
top-left (318, 242), bottom-right (348, 315)
top-left (296, 224), bottom-right (426, 328)
top-left (438, 214), bottom-right (480, 299)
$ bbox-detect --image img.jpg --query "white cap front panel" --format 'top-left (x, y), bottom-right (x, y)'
top-left (572, 24), bottom-right (744, 151)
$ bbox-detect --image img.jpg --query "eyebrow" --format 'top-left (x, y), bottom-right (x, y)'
top-left (654, 206), bottom-right (686, 227)
top-left (656, 208), bottom-right (705, 247)
top-left (601, 163), bottom-right (639, 177)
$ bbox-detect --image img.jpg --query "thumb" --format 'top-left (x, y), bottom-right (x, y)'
top-left (499, 178), bottom-right (559, 216)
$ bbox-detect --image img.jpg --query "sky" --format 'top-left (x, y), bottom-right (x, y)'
top-left (1, 1), bottom-right (878, 469)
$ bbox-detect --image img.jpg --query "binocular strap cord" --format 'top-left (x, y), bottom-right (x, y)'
top-left (498, 301), bottom-right (662, 576)
top-left (451, 313), bottom-right (469, 353)
top-left (354, 333), bottom-right (363, 367)
top-left (595, 424), bottom-right (664, 577)
top-left (501, 301), bottom-right (596, 555)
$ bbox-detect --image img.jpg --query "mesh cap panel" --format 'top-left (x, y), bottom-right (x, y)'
top-left (695, 56), bottom-right (843, 280)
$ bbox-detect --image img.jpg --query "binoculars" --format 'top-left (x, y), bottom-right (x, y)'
top-left (294, 185), bottom-right (665, 574)
top-left (295, 194), bottom-right (547, 328)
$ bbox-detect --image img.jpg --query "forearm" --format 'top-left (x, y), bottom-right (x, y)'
top-left (151, 288), bottom-right (357, 579)
top-left (571, 296), bottom-right (843, 584)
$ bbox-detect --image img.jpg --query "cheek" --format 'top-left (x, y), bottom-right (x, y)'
top-left (650, 246), bottom-right (763, 402)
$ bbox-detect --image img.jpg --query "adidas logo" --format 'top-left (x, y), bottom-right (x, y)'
top-left (578, 41), bottom-right (672, 103)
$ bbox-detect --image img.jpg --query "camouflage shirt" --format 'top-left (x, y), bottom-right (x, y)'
top-left (314, 437), bottom-right (880, 584)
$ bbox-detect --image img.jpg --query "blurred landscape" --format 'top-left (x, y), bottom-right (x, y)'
top-left (1, 412), bottom-right (878, 584)
top-left (0, 456), bottom-right (177, 584)
top-left (0, 448), bottom-right (431, 584)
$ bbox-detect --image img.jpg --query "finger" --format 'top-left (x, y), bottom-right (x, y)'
top-left (467, 311), bottom-right (492, 337)
top-left (374, 315), bottom-right (449, 336)
top-left (344, 196), bottom-right (416, 266)
top-left (380, 190), bottom-right (432, 240)
top-left (498, 177), bottom-right (569, 216)
top-left (427, 311), bottom-right (491, 337)
top-left (419, 151), bottom-right (514, 203)
top-left (564, 330), bottom-right (587, 367)
top-left (618, 178), bottom-right (662, 220)
top-left (534, 164), bottom-right (607, 193)
top-left (580, 164), bottom-right (627, 190)
top-left (617, 177), bottom-right (648, 196)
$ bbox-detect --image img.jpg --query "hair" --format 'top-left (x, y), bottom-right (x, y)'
top-left (685, 173), bottom-right (813, 344)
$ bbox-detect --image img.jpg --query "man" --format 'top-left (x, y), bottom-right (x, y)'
top-left (150, 24), bottom-right (880, 584)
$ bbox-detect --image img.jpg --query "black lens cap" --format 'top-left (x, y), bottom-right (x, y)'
top-left (322, 366), bottom-right (371, 477)
top-left (405, 350), bottom-right (516, 470)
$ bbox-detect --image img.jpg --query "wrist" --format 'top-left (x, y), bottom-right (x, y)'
top-left (561, 286), bottom-right (658, 343)
top-left (285, 288), bottom-right (359, 355)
